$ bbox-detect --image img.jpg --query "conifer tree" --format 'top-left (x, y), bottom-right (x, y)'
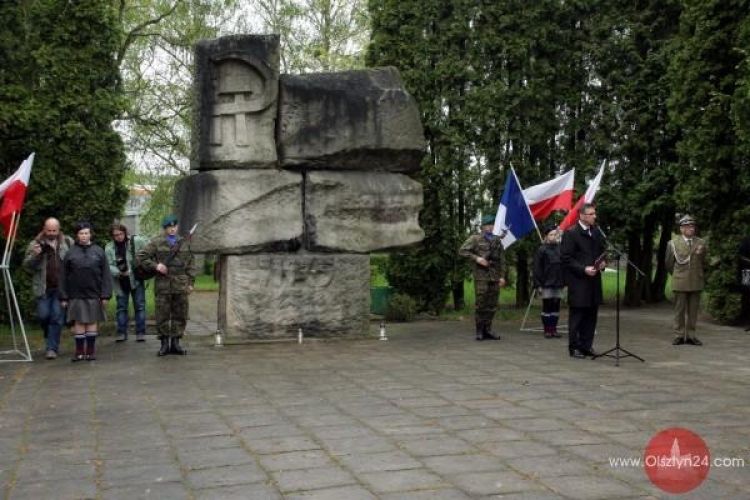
top-left (669, 0), bottom-right (750, 321)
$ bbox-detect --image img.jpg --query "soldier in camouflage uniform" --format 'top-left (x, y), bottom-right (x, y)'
top-left (459, 214), bottom-right (506, 340)
top-left (138, 215), bottom-right (196, 356)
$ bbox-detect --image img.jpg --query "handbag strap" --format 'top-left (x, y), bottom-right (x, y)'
top-left (129, 235), bottom-right (136, 263)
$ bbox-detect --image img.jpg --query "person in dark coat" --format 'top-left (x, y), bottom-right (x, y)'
top-left (60, 221), bottom-right (113, 361)
top-left (533, 224), bottom-right (564, 338)
top-left (561, 203), bottom-right (607, 358)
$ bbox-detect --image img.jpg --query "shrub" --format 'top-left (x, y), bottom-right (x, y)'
top-left (385, 293), bottom-right (417, 322)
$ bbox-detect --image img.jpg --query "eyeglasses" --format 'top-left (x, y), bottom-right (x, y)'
top-left (582, 212), bottom-right (596, 216)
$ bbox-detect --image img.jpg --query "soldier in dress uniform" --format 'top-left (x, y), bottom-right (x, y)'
top-left (137, 215), bottom-right (196, 356)
top-left (459, 214), bottom-right (506, 341)
top-left (665, 214), bottom-right (707, 346)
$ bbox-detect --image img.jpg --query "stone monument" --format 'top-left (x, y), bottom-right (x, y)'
top-left (176, 34), bottom-right (425, 339)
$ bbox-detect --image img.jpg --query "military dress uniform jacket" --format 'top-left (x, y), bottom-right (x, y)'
top-left (459, 233), bottom-right (505, 282)
top-left (561, 224), bottom-right (605, 308)
top-left (665, 236), bottom-right (707, 292)
top-left (138, 236), bottom-right (196, 294)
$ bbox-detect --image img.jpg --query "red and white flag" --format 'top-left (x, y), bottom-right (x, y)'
top-left (559, 161), bottom-right (606, 231)
top-left (522, 169), bottom-right (575, 221)
top-left (0, 153), bottom-right (34, 237)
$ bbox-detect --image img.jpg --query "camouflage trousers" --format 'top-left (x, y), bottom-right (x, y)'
top-left (155, 293), bottom-right (189, 338)
top-left (474, 279), bottom-right (500, 322)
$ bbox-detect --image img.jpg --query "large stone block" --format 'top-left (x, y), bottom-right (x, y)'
top-left (305, 171), bottom-right (424, 252)
top-left (219, 254), bottom-right (370, 338)
top-left (278, 67), bottom-right (425, 172)
top-left (175, 170), bottom-right (303, 254)
top-left (193, 35), bottom-right (280, 170)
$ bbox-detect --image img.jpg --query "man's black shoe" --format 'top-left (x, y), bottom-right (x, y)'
top-left (580, 348), bottom-right (598, 358)
top-left (483, 333), bottom-right (501, 340)
top-left (672, 337), bottom-right (685, 345)
top-left (569, 348), bottom-right (586, 359)
top-left (686, 337), bottom-right (703, 346)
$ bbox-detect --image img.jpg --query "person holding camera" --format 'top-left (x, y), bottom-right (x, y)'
top-left (105, 224), bottom-right (148, 342)
top-left (22, 217), bottom-right (73, 360)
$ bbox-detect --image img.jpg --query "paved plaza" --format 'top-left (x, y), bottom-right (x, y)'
top-left (1, 294), bottom-right (749, 499)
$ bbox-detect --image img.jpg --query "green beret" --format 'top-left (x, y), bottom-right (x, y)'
top-left (481, 214), bottom-right (495, 226)
top-left (161, 214), bottom-right (178, 228)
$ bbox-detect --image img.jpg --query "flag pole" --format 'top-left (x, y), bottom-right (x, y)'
top-left (512, 167), bottom-right (543, 242)
top-left (0, 211), bottom-right (32, 362)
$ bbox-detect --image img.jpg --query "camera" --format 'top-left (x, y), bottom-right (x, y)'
top-left (116, 256), bottom-right (128, 273)
top-left (37, 239), bottom-right (51, 253)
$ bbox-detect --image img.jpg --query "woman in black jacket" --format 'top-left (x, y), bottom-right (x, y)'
top-left (533, 224), bottom-right (564, 338)
top-left (60, 221), bottom-right (112, 361)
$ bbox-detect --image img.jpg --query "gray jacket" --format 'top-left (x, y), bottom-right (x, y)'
top-left (22, 234), bottom-right (73, 298)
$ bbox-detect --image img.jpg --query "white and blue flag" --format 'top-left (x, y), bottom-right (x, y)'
top-left (493, 168), bottom-right (538, 249)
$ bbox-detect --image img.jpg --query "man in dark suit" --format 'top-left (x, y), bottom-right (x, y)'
top-left (561, 203), bottom-right (607, 358)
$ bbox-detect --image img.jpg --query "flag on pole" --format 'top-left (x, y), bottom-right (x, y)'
top-left (0, 153), bottom-right (34, 237)
top-left (493, 168), bottom-right (537, 249)
top-left (522, 169), bottom-right (575, 221)
top-left (559, 161), bottom-right (605, 231)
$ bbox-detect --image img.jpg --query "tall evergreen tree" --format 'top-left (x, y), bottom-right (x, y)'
top-left (669, 0), bottom-right (750, 322)
top-left (367, 0), bottom-right (480, 313)
top-left (0, 1), bottom-right (127, 308)
top-left (590, 0), bottom-right (681, 306)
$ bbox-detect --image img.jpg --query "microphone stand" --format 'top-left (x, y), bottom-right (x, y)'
top-left (592, 227), bottom-right (645, 366)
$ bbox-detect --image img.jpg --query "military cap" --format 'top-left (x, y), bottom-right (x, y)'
top-left (480, 214), bottom-right (495, 226)
top-left (161, 214), bottom-right (179, 228)
top-left (678, 214), bottom-right (696, 226)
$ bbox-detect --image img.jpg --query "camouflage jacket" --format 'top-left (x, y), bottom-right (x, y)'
top-left (459, 233), bottom-right (505, 282)
top-left (137, 235), bottom-right (196, 294)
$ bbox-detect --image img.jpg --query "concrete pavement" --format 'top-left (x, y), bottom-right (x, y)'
top-left (1, 294), bottom-right (748, 499)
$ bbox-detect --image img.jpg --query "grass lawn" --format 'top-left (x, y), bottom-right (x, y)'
top-left (441, 269), bottom-right (673, 320)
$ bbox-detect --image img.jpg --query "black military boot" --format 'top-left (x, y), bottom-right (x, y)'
top-left (157, 336), bottom-right (170, 357)
top-left (170, 336), bottom-right (187, 355)
top-left (483, 321), bottom-right (500, 340)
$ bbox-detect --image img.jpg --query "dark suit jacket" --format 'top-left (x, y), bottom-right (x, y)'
top-left (561, 223), bottom-right (605, 308)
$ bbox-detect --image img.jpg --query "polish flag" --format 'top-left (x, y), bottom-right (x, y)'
top-left (522, 169), bottom-right (575, 221)
top-left (559, 161), bottom-right (606, 230)
top-left (0, 153), bottom-right (34, 237)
